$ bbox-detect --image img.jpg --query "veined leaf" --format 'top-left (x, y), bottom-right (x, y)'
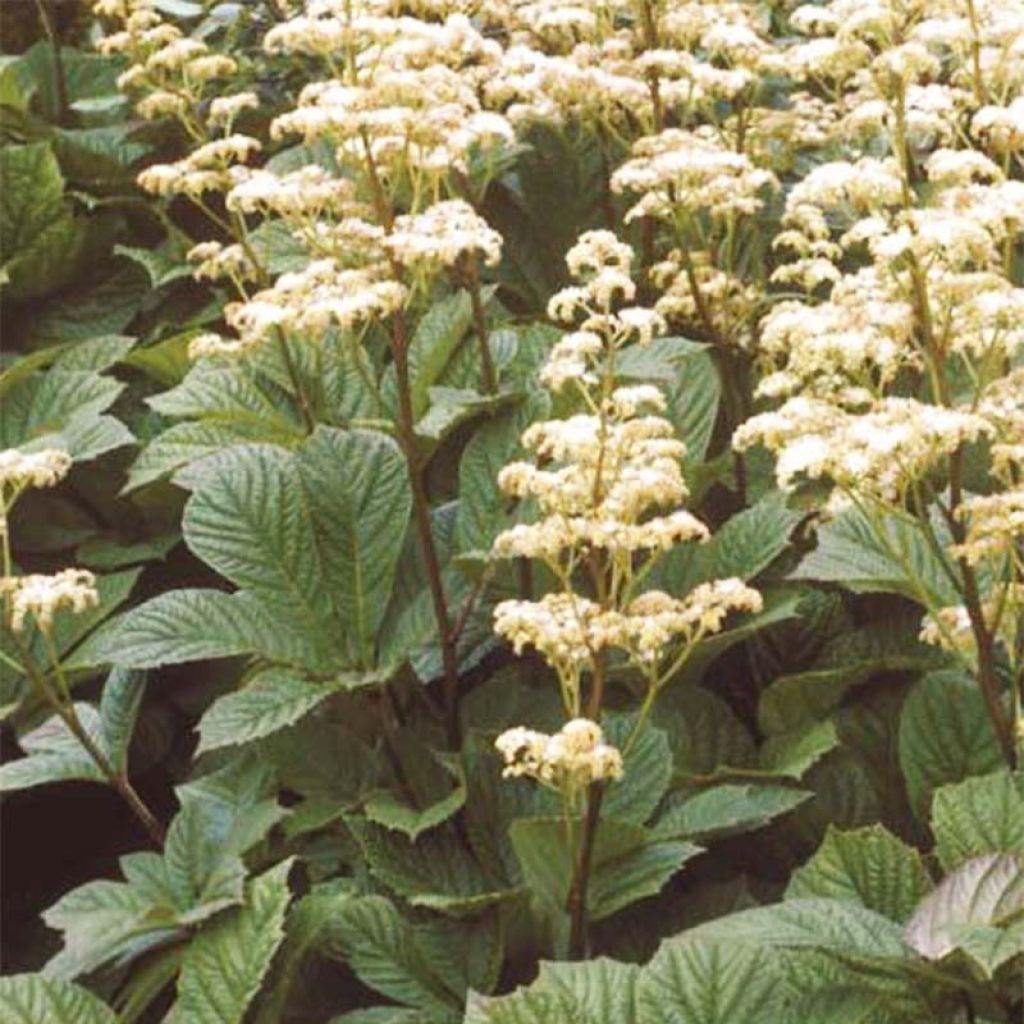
top-left (296, 427), bottom-right (410, 667)
top-left (196, 669), bottom-right (344, 754)
top-left (905, 854), bottom-right (1024, 976)
top-left (0, 974), bottom-right (118, 1024)
top-left (655, 785), bottom-right (810, 843)
top-left (790, 505), bottom-right (959, 606)
top-left (898, 670), bottom-right (1003, 821)
top-left (466, 958), bottom-right (639, 1024)
top-left (321, 894), bottom-right (461, 1020)
top-left (785, 825), bottom-right (931, 923)
top-left (638, 938), bottom-right (785, 1024)
top-left (510, 816), bottom-right (700, 922)
top-left (0, 704), bottom-right (105, 792)
top-left (931, 770), bottom-right (1024, 871)
top-left (174, 859), bottom-right (294, 1024)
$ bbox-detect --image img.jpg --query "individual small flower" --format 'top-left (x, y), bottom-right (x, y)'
top-left (0, 449), bottom-right (72, 493)
top-left (3, 569), bottom-right (99, 633)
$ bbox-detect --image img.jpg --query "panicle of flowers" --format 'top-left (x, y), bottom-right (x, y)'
top-left (2, 570), bottom-right (99, 634)
top-left (492, 232), bottom-right (761, 785)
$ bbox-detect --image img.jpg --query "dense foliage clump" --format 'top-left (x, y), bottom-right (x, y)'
top-left (1, 0), bottom-right (1022, 1020)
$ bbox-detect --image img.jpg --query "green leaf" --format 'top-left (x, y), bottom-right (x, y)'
top-left (931, 770), bottom-right (1024, 871)
top-left (296, 428), bottom-right (410, 667)
top-left (174, 859), bottom-right (294, 1024)
top-left (99, 668), bottom-right (146, 775)
top-left (0, 974), bottom-right (118, 1024)
top-left (600, 715), bottom-right (673, 825)
top-left (656, 785), bottom-right (810, 843)
top-left (638, 938), bottom-right (785, 1024)
top-left (321, 894), bottom-right (460, 1019)
top-left (456, 392), bottom-right (549, 558)
top-left (683, 898), bottom-right (910, 960)
top-left (790, 505), bottom-right (959, 606)
top-left (785, 825), bottom-right (931, 923)
top-left (100, 589), bottom-right (321, 669)
top-left (0, 705), bottom-right (104, 792)
top-left (759, 720), bottom-right (839, 779)
top-left (674, 490), bottom-right (802, 593)
top-left (363, 776), bottom-right (467, 841)
top-left (654, 687), bottom-right (756, 779)
top-left (466, 958), bottom-right (639, 1024)
top-left (905, 854), bottom-right (1024, 975)
top-left (510, 817), bottom-right (700, 922)
top-left (351, 821), bottom-right (516, 917)
top-left (758, 619), bottom-right (943, 735)
top-left (196, 668), bottom-right (347, 754)
top-left (898, 670), bottom-right (1003, 821)
top-left (0, 143), bottom-right (87, 301)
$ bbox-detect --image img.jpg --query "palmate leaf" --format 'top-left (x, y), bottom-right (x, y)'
top-left (898, 670), bottom-right (1004, 821)
top-left (785, 825), bottom-right (932, 923)
top-left (0, 975), bottom-right (118, 1024)
top-left (174, 859), bottom-right (294, 1024)
top-left (905, 854), bottom-right (1024, 976)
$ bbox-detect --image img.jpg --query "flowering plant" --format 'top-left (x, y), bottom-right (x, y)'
top-left (0, 0), bottom-right (1022, 1020)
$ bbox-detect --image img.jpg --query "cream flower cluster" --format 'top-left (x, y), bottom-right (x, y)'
top-left (735, 397), bottom-right (992, 502)
top-left (495, 719), bottom-right (623, 793)
top-left (0, 449), bottom-right (72, 493)
top-left (2, 570), bottom-right (99, 633)
top-left (493, 232), bottom-right (761, 719)
top-left (384, 200), bottom-right (503, 273)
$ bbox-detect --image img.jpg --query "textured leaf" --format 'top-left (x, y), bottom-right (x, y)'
top-left (786, 826), bottom-right (931, 923)
top-left (656, 785), bottom-right (809, 843)
top-left (510, 816), bottom-right (700, 922)
top-left (466, 958), bottom-right (639, 1024)
top-left (930, 769), bottom-right (1024, 871)
top-left (0, 974), bottom-right (118, 1024)
top-left (905, 854), bottom-right (1024, 974)
top-left (600, 715), bottom-right (673, 826)
top-left (99, 668), bottom-right (145, 774)
top-left (759, 720), bottom-right (839, 779)
top-left (101, 588), bottom-right (320, 669)
top-left (684, 898), bottom-right (910, 959)
top-left (296, 428), bottom-right (410, 666)
top-left (322, 894), bottom-right (460, 1019)
top-left (638, 938), bottom-right (785, 1024)
top-left (352, 821), bottom-right (516, 917)
top-left (617, 337), bottom-right (720, 461)
top-left (898, 670), bottom-right (1003, 821)
top-left (196, 669), bottom-right (346, 754)
top-left (175, 859), bottom-right (294, 1024)
top-left (790, 505), bottom-right (958, 606)
top-left (758, 619), bottom-right (944, 735)
top-left (0, 143), bottom-right (86, 301)
top-left (0, 704), bottom-right (106, 792)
